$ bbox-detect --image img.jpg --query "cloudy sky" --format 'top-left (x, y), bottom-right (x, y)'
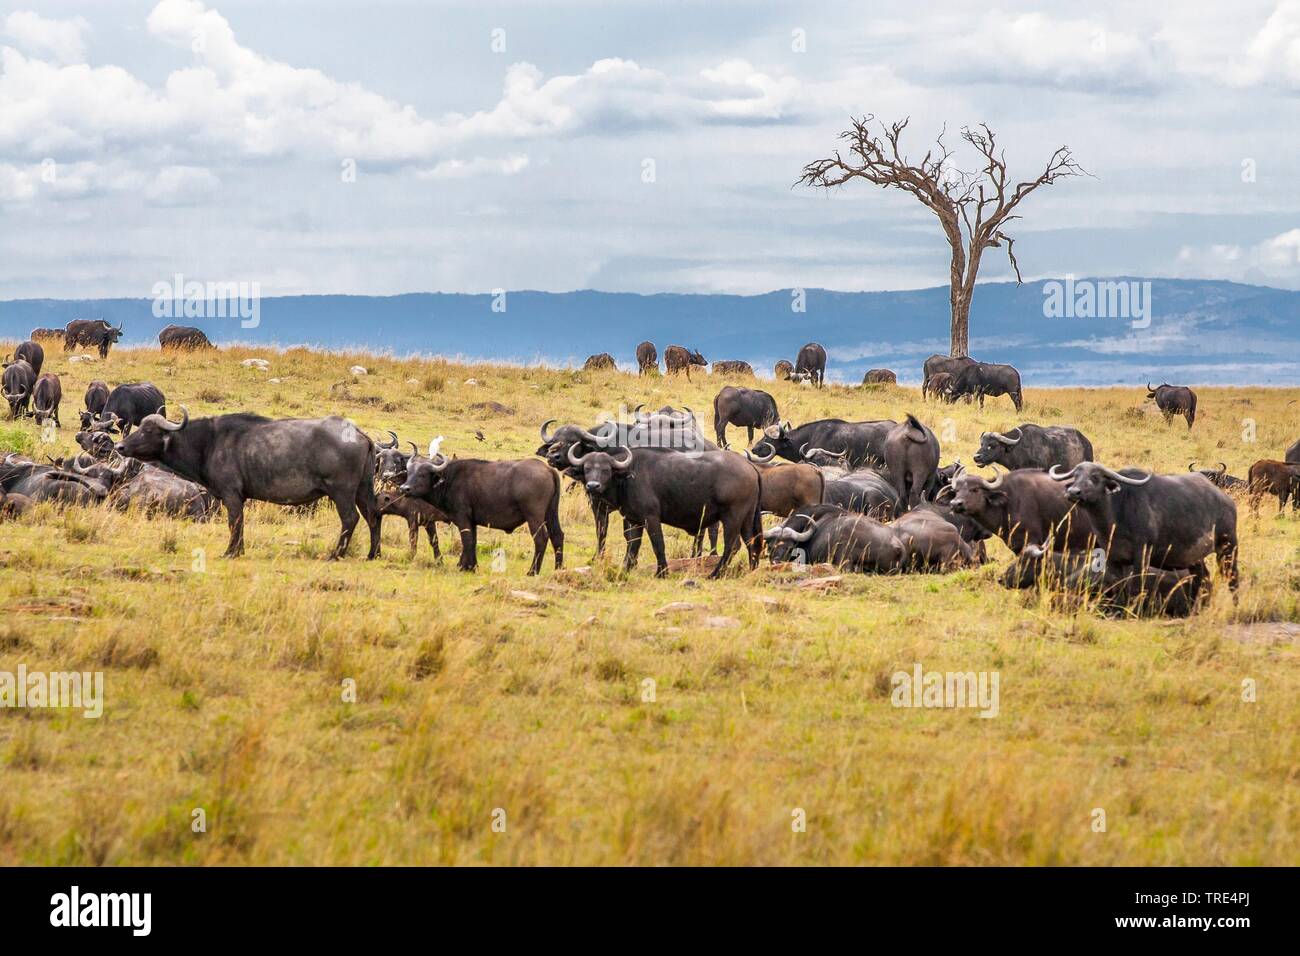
top-left (1, 0), bottom-right (1298, 299)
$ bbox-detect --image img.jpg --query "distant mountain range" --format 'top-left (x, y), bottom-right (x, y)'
top-left (2, 278), bottom-right (1297, 386)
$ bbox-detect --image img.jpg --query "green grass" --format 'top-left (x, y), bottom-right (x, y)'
top-left (0, 343), bottom-right (1297, 865)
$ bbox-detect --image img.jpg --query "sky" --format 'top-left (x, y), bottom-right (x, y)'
top-left (0, 0), bottom-right (1298, 299)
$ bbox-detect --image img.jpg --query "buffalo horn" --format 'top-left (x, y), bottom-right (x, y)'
top-left (158, 406), bottom-right (188, 432)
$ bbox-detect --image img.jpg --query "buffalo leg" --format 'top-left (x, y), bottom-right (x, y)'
top-left (355, 483), bottom-right (381, 560)
top-left (327, 491), bottom-right (360, 559)
top-left (589, 493), bottom-right (608, 560)
top-left (426, 522), bottom-right (442, 560)
top-left (457, 523), bottom-right (478, 571)
top-left (222, 495), bottom-right (246, 557)
top-left (407, 516), bottom-right (420, 554)
top-left (644, 516), bottom-right (670, 577)
top-left (545, 492), bottom-right (564, 570)
top-left (623, 520), bottom-right (644, 572)
top-left (1216, 531), bottom-right (1240, 591)
top-left (526, 517), bottom-right (548, 575)
top-left (709, 516), bottom-right (741, 579)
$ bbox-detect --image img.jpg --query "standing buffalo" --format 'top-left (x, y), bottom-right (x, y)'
top-left (636, 341), bottom-right (658, 376)
top-left (1145, 382), bottom-right (1197, 429)
top-left (1246, 459), bottom-right (1300, 514)
top-left (566, 445), bottom-right (761, 578)
top-left (400, 447), bottom-right (562, 574)
top-left (949, 469), bottom-right (1098, 555)
top-left (376, 486), bottom-right (450, 559)
top-left (883, 414), bottom-right (940, 509)
top-left (712, 386), bottom-right (778, 449)
top-left (711, 360), bottom-right (754, 377)
top-left (97, 382), bottom-right (166, 435)
top-left (757, 418), bottom-right (896, 468)
top-left (973, 424), bottom-right (1093, 472)
top-left (1049, 462), bottom-right (1238, 589)
top-left (664, 345), bottom-right (708, 380)
top-left (12, 341), bottom-right (44, 377)
top-left (793, 342), bottom-right (827, 387)
top-left (65, 319), bottom-right (123, 358)
top-left (952, 362), bottom-right (1024, 411)
top-left (2, 359), bottom-right (35, 419)
top-left (922, 354), bottom-right (976, 399)
top-left (158, 325), bottom-right (215, 350)
top-left (861, 369), bottom-right (896, 385)
top-left (583, 353), bottom-right (617, 372)
top-left (31, 374), bottom-right (62, 427)
top-left (774, 359), bottom-right (795, 381)
top-left (80, 380), bottom-right (110, 429)
top-left (742, 447), bottom-right (824, 516)
top-left (927, 372), bottom-right (957, 403)
top-left (115, 408), bottom-right (382, 559)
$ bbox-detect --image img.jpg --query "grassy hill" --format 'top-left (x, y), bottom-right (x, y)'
top-left (1, 343), bottom-right (1298, 864)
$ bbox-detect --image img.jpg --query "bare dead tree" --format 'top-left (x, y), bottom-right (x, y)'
top-left (799, 116), bottom-right (1086, 358)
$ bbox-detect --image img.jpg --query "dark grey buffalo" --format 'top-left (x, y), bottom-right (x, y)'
top-left (115, 408), bottom-right (382, 559)
top-left (158, 325), bottom-right (215, 350)
top-left (97, 382), bottom-right (167, 435)
top-left (884, 414), bottom-right (940, 509)
top-left (1000, 544), bottom-right (1203, 617)
top-left (82, 380), bottom-right (110, 428)
top-left (583, 353), bottom-right (616, 371)
top-left (1287, 439), bottom-right (1300, 464)
top-left (973, 424), bottom-right (1093, 472)
top-left (764, 504), bottom-right (901, 571)
top-left (2, 359), bottom-right (35, 419)
top-left (1145, 382), bottom-right (1196, 429)
top-left (822, 469), bottom-right (900, 518)
top-left (711, 360), bottom-right (755, 377)
top-left (70, 456), bottom-right (219, 520)
top-left (566, 445), bottom-right (761, 578)
top-left (0, 457), bottom-right (104, 505)
top-left (1189, 461), bottom-right (1245, 491)
top-left (755, 418), bottom-right (896, 468)
top-left (793, 342), bottom-right (827, 387)
top-left (862, 369), bottom-right (896, 385)
top-left (922, 354), bottom-right (976, 399)
top-left (952, 362), bottom-right (1024, 411)
top-left (65, 318), bottom-right (123, 358)
top-left (891, 507), bottom-right (975, 571)
top-left (12, 341), bottom-right (44, 377)
top-left (75, 427), bottom-right (117, 460)
top-left (664, 345), bottom-right (708, 380)
top-left (712, 386), bottom-right (778, 449)
top-left (636, 341), bottom-right (658, 376)
top-left (400, 447), bottom-right (562, 574)
top-left (31, 373), bottom-right (62, 427)
top-left (1049, 462), bottom-right (1238, 589)
top-left (949, 468), bottom-right (1098, 555)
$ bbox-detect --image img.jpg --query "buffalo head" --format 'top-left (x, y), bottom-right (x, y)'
top-left (566, 444), bottom-right (632, 492)
top-left (1049, 462), bottom-right (1151, 504)
top-left (973, 429), bottom-right (1021, 467)
top-left (115, 406), bottom-right (188, 460)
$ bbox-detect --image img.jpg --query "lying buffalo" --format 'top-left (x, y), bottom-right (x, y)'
top-left (1189, 461), bottom-right (1245, 491)
top-left (711, 360), bottom-right (754, 377)
top-left (861, 369), bottom-right (896, 385)
top-left (29, 327), bottom-right (64, 344)
top-left (158, 325), bottom-right (215, 350)
top-left (567, 445), bottom-right (760, 577)
top-left (713, 386), bottom-right (778, 449)
top-left (401, 446), bottom-right (562, 574)
top-left (774, 359), bottom-right (795, 381)
top-left (1145, 382), bottom-right (1196, 429)
top-left (115, 408), bottom-right (382, 559)
top-left (1001, 545), bottom-right (1203, 617)
top-left (0, 458), bottom-right (104, 505)
top-left (884, 414), bottom-right (939, 509)
top-left (70, 456), bottom-right (219, 519)
top-left (973, 424), bottom-right (1093, 471)
top-left (822, 470), bottom-right (900, 518)
top-left (949, 468), bottom-right (1098, 555)
top-left (891, 507), bottom-right (976, 571)
top-left (1050, 462), bottom-right (1238, 589)
top-left (764, 504), bottom-right (901, 571)
top-left (743, 450), bottom-right (823, 517)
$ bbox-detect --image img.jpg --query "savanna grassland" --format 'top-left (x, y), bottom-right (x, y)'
top-left (0, 343), bottom-right (1297, 866)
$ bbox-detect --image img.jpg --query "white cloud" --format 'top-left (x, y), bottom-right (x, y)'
top-left (1175, 228), bottom-right (1300, 287)
top-left (144, 165), bottom-right (221, 205)
top-left (3, 11), bottom-right (89, 65)
top-left (415, 155), bottom-right (529, 180)
top-left (1241, 0), bottom-right (1300, 87)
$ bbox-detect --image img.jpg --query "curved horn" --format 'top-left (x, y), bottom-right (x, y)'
top-left (1022, 544), bottom-right (1046, 559)
top-left (539, 419), bottom-right (557, 444)
top-left (1188, 461), bottom-right (1199, 472)
top-left (935, 484), bottom-right (955, 501)
top-left (991, 429), bottom-right (1020, 445)
top-left (567, 443), bottom-right (589, 467)
top-left (407, 440), bottom-right (420, 459)
top-left (70, 456), bottom-right (92, 474)
top-left (745, 446), bottom-right (776, 464)
top-left (158, 405), bottom-right (188, 431)
top-left (982, 465), bottom-right (1006, 490)
top-left (1097, 465), bottom-right (1152, 485)
top-left (380, 430), bottom-right (399, 449)
top-left (632, 403), bottom-right (650, 423)
top-left (1216, 462), bottom-right (1228, 476)
top-left (578, 426), bottom-right (613, 447)
top-left (784, 520), bottom-right (817, 543)
top-left (1048, 464), bottom-right (1080, 482)
top-left (1146, 381), bottom-right (1154, 392)
top-left (429, 453), bottom-right (451, 473)
top-left (610, 446), bottom-right (634, 470)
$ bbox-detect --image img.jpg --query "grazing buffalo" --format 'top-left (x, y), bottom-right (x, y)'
top-left (774, 359), bottom-right (795, 381)
top-left (1145, 383), bottom-right (1197, 429)
top-left (664, 345), bottom-right (708, 380)
top-left (891, 507), bottom-right (975, 571)
top-left (711, 360), bottom-right (754, 377)
top-left (1049, 462), bottom-right (1238, 589)
top-left (31, 374), bottom-right (62, 427)
top-left (376, 487), bottom-right (449, 559)
top-left (3, 360), bottom-right (35, 419)
top-left (861, 369), bottom-right (896, 385)
top-left (922, 354), bottom-right (976, 399)
top-left (927, 372), bottom-right (957, 403)
top-left (97, 382), bottom-right (167, 435)
top-left (756, 418), bottom-right (896, 468)
top-left (764, 505), bottom-right (901, 572)
top-left (713, 386), bottom-right (778, 449)
top-left (742, 450), bottom-right (823, 517)
top-left (29, 328), bottom-right (64, 344)
top-left (82, 380), bottom-right (110, 427)
top-left (65, 318), bottom-right (123, 358)
top-left (400, 448), bottom-right (562, 574)
top-left (13, 341), bottom-right (44, 377)
top-left (793, 342), bottom-right (827, 387)
top-left (158, 325), bottom-right (215, 350)
top-left (952, 362), bottom-right (1024, 411)
top-left (973, 424), bottom-right (1094, 472)
top-left (1246, 459), bottom-right (1300, 514)
top-left (583, 353), bottom-right (617, 372)
top-left (1001, 545), bottom-right (1203, 617)
top-left (949, 469), bottom-right (1098, 555)
top-left (883, 414), bottom-right (940, 509)
top-left (115, 408), bottom-right (382, 559)
top-left (636, 341), bottom-right (658, 376)
top-left (1189, 461), bottom-right (1245, 491)
top-left (567, 445), bottom-right (760, 578)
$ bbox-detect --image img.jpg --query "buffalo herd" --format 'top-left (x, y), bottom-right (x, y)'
top-left (5, 331), bottom-right (1297, 618)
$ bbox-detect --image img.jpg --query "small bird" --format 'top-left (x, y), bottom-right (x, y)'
top-left (474, 429), bottom-right (485, 442)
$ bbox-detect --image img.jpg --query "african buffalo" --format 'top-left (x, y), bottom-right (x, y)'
top-left (793, 342), bottom-right (827, 387)
top-left (97, 382), bottom-right (167, 435)
top-left (3, 360), bottom-right (35, 419)
top-left (1287, 439), bottom-right (1300, 464)
top-left (75, 427), bottom-right (116, 460)
top-left (742, 450), bottom-right (823, 517)
top-left (31, 373), bottom-right (62, 427)
top-left (922, 354), bottom-right (976, 399)
top-left (952, 362), bottom-right (1023, 411)
top-left (1247, 459), bottom-right (1300, 514)
top-left (883, 414), bottom-right (940, 509)
top-left (0, 458), bottom-right (104, 505)
top-left (29, 328), bottom-right (64, 344)
top-left (891, 507), bottom-right (975, 571)
top-left (12, 341), bottom-right (44, 377)
top-left (158, 325), bottom-right (215, 350)
top-left (821, 468), bottom-right (900, 518)
top-left (764, 504), bottom-right (901, 572)
top-left (774, 359), bottom-right (794, 381)
top-left (376, 487), bottom-right (450, 559)
top-left (756, 418), bottom-right (896, 468)
top-left (711, 360), bottom-right (755, 377)
top-left (664, 345), bottom-right (708, 380)
top-left (82, 380), bottom-right (109, 426)
top-left (115, 408), bottom-right (382, 559)
top-left (1050, 462), bottom-right (1238, 589)
top-left (949, 468), bottom-right (1098, 555)
top-left (713, 386), bottom-right (779, 449)
top-left (927, 372), bottom-right (957, 403)
top-left (583, 353), bottom-right (617, 372)
top-left (567, 445), bottom-right (760, 577)
top-left (70, 456), bottom-right (219, 520)
top-left (1189, 461), bottom-right (1245, 491)
top-left (973, 424), bottom-right (1094, 472)
top-left (400, 446), bottom-right (562, 574)
top-left (1001, 545), bottom-right (1203, 617)
top-left (1144, 383), bottom-right (1196, 429)
top-left (861, 369), bottom-right (896, 385)
top-left (65, 318), bottom-right (123, 358)
top-left (636, 341), bottom-right (658, 376)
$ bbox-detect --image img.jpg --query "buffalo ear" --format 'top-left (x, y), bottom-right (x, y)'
top-left (1105, 480), bottom-right (1123, 495)
top-left (987, 490), bottom-right (1008, 506)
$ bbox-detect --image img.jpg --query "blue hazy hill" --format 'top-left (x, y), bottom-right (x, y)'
top-left (2, 278), bottom-right (1297, 385)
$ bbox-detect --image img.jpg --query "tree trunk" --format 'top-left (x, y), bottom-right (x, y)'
top-left (948, 244), bottom-right (971, 358)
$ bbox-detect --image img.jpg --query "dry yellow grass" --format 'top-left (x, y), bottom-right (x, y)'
top-left (0, 344), bottom-right (1297, 865)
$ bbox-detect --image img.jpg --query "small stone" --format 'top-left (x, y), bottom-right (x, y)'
top-left (350, 365), bottom-right (368, 376)
top-left (509, 589), bottom-right (545, 606)
top-left (703, 616), bottom-right (741, 629)
top-left (655, 601), bottom-right (704, 617)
